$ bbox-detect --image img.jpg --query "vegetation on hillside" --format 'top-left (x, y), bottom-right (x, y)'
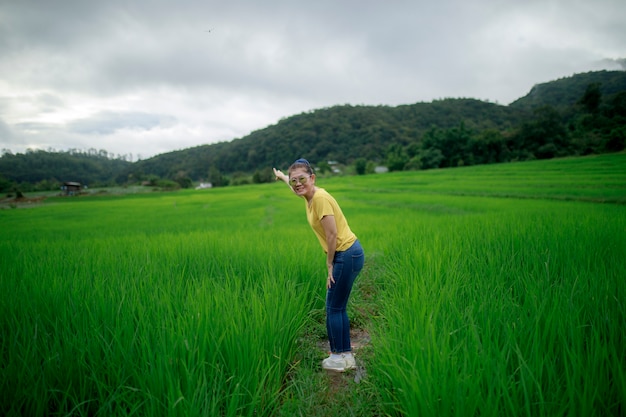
top-left (1, 70), bottom-right (625, 193)
top-left (510, 69), bottom-right (626, 110)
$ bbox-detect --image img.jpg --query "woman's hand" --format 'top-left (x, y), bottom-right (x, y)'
top-left (273, 168), bottom-right (288, 184)
top-left (327, 265), bottom-right (335, 289)
top-left (321, 215), bottom-right (338, 289)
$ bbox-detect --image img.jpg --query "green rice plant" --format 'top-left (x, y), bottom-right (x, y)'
top-left (1, 153), bottom-right (625, 416)
top-left (333, 152), bottom-right (626, 204)
top-left (0, 189), bottom-right (321, 416)
top-left (369, 200), bottom-right (626, 417)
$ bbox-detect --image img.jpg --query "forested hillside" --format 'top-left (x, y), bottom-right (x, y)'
top-left (511, 70), bottom-right (626, 110)
top-left (1, 70), bottom-right (625, 192)
top-left (0, 150), bottom-right (132, 192)
top-left (114, 70), bottom-right (626, 185)
top-left (128, 98), bottom-right (527, 185)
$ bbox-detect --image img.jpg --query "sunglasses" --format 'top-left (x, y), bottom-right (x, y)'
top-left (289, 176), bottom-right (310, 187)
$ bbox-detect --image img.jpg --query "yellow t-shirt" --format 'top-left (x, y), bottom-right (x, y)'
top-left (306, 188), bottom-right (357, 253)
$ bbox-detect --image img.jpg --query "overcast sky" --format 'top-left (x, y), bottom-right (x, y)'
top-left (1, 0), bottom-right (624, 160)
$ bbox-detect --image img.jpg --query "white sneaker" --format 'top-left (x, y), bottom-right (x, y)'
top-left (322, 355), bottom-right (346, 372)
top-left (342, 353), bottom-right (356, 370)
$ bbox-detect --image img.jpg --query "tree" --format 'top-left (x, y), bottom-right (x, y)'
top-left (516, 106), bottom-right (570, 159)
top-left (230, 171), bottom-right (251, 186)
top-left (469, 129), bottom-right (508, 164)
top-left (316, 161), bottom-right (331, 174)
top-left (606, 127), bottom-right (626, 152)
top-left (174, 176), bottom-right (193, 189)
top-left (417, 148), bottom-right (444, 170)
top-left (252, 167), bottom-right (274, 183)
top-left (578, 83), bottom-right (602, 114)
top-left (0, 173), bottom-right (13, 193)
top-left (385, 144), bottom-right (409, 172)
top-left (354, 158), bottom-right (367, 175)
top-left (208, 166), bottom-right (226, 187)
top-left (440, 123), bottom-right (472, 167)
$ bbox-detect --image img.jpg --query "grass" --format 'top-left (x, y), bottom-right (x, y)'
top-left (1, 152), bottom-right (625, 416)
top-left (277, 251), bottom-right (387, 417)
top-left (333, 152), bottom-right (626, 204)
top-left (1, 189), bottom-right (319, 416)
top-left (369, 205), bottom-right (625, 416)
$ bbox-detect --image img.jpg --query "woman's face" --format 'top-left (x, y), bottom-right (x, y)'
top-left (289, 167), bottom-right (315, 197)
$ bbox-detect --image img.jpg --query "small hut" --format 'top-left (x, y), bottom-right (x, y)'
top-left (61, 182), bottom-right (82, 196)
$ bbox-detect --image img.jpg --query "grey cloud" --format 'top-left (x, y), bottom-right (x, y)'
top-left (1, 0), bottom-right (624, 158)
top-left (68, 112), bottom-right (177, 135)
top-left (13, 122), bottom-right (59, 136)
top-left (601, 58), bottom-right (626, 70)
top-left (36, 93), bottom-right (66, 113)
top-left (0, 118), bottom-right (13, 142)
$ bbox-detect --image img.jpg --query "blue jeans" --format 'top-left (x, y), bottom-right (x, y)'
top-left (326, 239), bottom-right (364, 353)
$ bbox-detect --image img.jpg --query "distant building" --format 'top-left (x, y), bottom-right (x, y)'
top-left (327, 160), bottom-right (342, 174)
top-left (61, 182), bottom-right (82, 196)
top-left (195, 182), bottom-right (213, 190)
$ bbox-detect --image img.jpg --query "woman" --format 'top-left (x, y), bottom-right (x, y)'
top-left (273, 158), bottom-right (364, 372)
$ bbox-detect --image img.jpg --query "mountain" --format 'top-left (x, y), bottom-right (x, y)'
top-left (510, 70), bottom-right (626, 110)
top-left (128, 70), bottom-right (625, 180)
top-left (1, 70), bottom-right (625, 191)
top-left (0, 150), bottom-right (132, 188)
top-left (128, 98), bottom-right (528, 181)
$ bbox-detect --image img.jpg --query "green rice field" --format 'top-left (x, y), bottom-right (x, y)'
top-left (1, 153), bottom-right (625, 416)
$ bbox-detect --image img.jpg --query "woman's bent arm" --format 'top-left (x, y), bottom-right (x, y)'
top-left (321, 215), bottom-right (337, 288)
